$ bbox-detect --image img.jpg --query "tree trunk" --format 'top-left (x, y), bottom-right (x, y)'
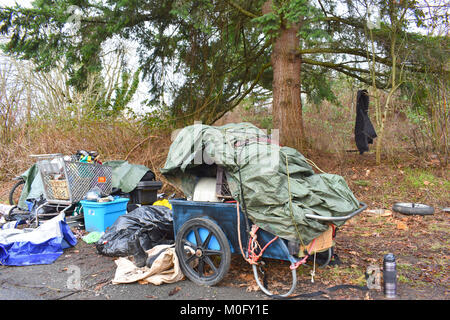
top-left (264, 2), bottom-right (304, 150)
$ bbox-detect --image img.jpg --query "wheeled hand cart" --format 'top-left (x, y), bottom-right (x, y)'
top-left (171, 199), bottom-right (367, 297)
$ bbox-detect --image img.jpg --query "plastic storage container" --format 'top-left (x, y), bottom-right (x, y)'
top-left (80, 197), bottom-right (129, 232)
top-left (129, 181), bottom-right (163, 205)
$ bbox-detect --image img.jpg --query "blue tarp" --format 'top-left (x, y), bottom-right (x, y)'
top-left (0, 213), bottom-right (77, 266)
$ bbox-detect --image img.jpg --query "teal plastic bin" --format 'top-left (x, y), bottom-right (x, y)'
top-left (80, 197), bottom-right (129, 232)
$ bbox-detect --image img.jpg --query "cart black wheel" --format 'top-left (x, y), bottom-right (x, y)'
top-left (306, 247), bottom-right (333, 268)
top-left (317, 247), bottom-right (333, 268)
top-left (9, 179), bottom-right (25, 206)
top-left (176, 217), bottom-right (231, 287)
top-left (392, 202), bottom-right (434, 216)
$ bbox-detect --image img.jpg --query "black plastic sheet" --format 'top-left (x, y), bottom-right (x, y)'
top-left (96, 205), bottom-right (174, 257)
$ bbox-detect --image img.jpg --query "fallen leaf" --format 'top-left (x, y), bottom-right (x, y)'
top-left (431, 159), bottom-right (440, 165)
top-left (246, 284), bottom-right (260, 292)
top-left (372, 232), bottom-right (380, 237)
top-left (380, 210), bottom-right (392, 217)
top-left (169, 286), bottom-right (181, 296)
top-left (94, 281), bottom-right (109, 291)
top-left (396, 221), bottom-right (408, 230)
top-left (423, 181), bottom-right (430, 186)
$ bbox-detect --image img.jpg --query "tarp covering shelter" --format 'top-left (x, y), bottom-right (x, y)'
top-left (161, 123), bottom-right (360, 244)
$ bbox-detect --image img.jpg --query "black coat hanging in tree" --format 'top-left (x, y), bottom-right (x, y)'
top-left (354, 89), bottom-right (377, 154)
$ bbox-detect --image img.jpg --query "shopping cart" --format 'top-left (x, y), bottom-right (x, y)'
top-left (31, 153), bottom-right (112, 226)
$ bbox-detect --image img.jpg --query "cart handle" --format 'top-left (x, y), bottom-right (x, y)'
top-left (29, 153), bottom-right (63, 158)
top-left (305, 201), bottom-right (367, 222)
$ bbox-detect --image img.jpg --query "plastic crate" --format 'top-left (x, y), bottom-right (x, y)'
top-left (129, 181), bottom-right (163, 205)
top-left (80, 197), bottom-right (129, 232)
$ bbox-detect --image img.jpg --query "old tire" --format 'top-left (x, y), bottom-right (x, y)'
top-left (176, 217), bottom-right (231, 287)
top-left (392, 202), bottom-right (434, 216)
top-left (9, 179), bottom-right (25, 206)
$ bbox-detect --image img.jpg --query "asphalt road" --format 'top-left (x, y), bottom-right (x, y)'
top-left (0, 237), bottom-right (266, 301)
top-left (1, 220), bottom-right (445, 309)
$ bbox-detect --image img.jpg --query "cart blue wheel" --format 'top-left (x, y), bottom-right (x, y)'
top-left (176, 217), bottom-right (231, 286)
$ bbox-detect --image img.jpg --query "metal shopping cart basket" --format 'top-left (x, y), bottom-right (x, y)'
top-left (32, 153), bottom-right (112, 225)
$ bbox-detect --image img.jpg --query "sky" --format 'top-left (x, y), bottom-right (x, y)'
top-left (1, 0), bottom-right (30, 8)
top-left (0, 0), bottom-right (154, 115)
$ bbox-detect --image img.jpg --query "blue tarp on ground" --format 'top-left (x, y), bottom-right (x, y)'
top-left (0, 213), bottom-right (77, 266)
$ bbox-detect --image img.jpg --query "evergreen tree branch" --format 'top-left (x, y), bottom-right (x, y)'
top-left (226, 0), bottom-right (259, 19)
top-left (302, 58), bottom-right (388, 88)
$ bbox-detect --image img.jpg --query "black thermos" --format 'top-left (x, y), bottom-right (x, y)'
top-left (383, 253), bottom-right (397, 298)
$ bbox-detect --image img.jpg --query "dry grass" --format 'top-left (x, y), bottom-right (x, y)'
top-left (0, 118), bottom-right (177, 199)
top-left (0, 90), bottom-right (446, 201)
top-left (215, 94), bottom-right (443, 169)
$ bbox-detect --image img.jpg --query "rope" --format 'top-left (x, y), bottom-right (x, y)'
top-left (289, 238), bottom-right (316, 270)
top-left (247, 225), bottom-right (279, 264)
top-left (236, 202), bottom-right (279, 265)
top-left (283, 152), bottom-right (307, 252)
top-left (236, 202), bottom-right (249, 262)
top-left (231, 137), bottom-right (321, 270)
top-left (305, 157), bottom-right (326, 173)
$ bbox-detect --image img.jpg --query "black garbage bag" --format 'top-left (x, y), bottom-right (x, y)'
top-left (96, 205), bottom-right (174, 257)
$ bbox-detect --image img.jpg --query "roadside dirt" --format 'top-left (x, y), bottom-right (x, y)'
top-left (0, 151), bottom-right (448, 300)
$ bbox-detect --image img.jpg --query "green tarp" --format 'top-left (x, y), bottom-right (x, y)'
top-left (161, 123), bottom-right (360, 244)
